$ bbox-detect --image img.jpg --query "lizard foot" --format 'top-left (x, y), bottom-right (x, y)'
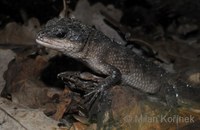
top-left (84, 85), bottom-right (105, 107)
top-left (58, 71), bottom-right (98, 91)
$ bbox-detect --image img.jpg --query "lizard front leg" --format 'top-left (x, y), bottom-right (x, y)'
top-left (84, 62), bottom-right (122, 102)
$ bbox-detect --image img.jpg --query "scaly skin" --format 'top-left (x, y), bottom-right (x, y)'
top-left (36, 18), bottom-right (175, 95)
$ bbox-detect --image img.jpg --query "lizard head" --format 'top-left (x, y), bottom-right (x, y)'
top-left (36, 18), bottom-right (92, 56)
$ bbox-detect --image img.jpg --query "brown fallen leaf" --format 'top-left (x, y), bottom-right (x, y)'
top-left (0, 98), bottom-right (59, 130)
top-left (1, 55), bottom-right (57, 109)
top-left (0, 17), bottom-right (40, 46)
top-left (0, 49), bottom-right (15, 93)
top-left (53, 88), bottom-right (72, 121)
top-left (70, 122), bottom-right (88, 130)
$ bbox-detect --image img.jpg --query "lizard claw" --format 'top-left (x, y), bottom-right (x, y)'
top-left (84, 86), bottom-right (105, 107)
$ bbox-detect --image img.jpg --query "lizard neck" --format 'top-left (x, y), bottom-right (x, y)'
top-left (65, 30), bottom-right (95, 61)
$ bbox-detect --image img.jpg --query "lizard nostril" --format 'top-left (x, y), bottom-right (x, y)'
top-left (37, 31), bottom-right (45, 37)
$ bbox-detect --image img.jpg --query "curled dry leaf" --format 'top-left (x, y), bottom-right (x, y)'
top-left (53, 88), bottom-right (72, 121)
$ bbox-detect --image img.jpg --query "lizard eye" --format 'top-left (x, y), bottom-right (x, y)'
top-left (56, 32), bottom-right (66, 38)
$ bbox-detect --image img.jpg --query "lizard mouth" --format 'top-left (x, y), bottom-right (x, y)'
top-left (36, 36), bottom-right (64, 50)
top-left (36, 36), bottom-right (77, 54)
